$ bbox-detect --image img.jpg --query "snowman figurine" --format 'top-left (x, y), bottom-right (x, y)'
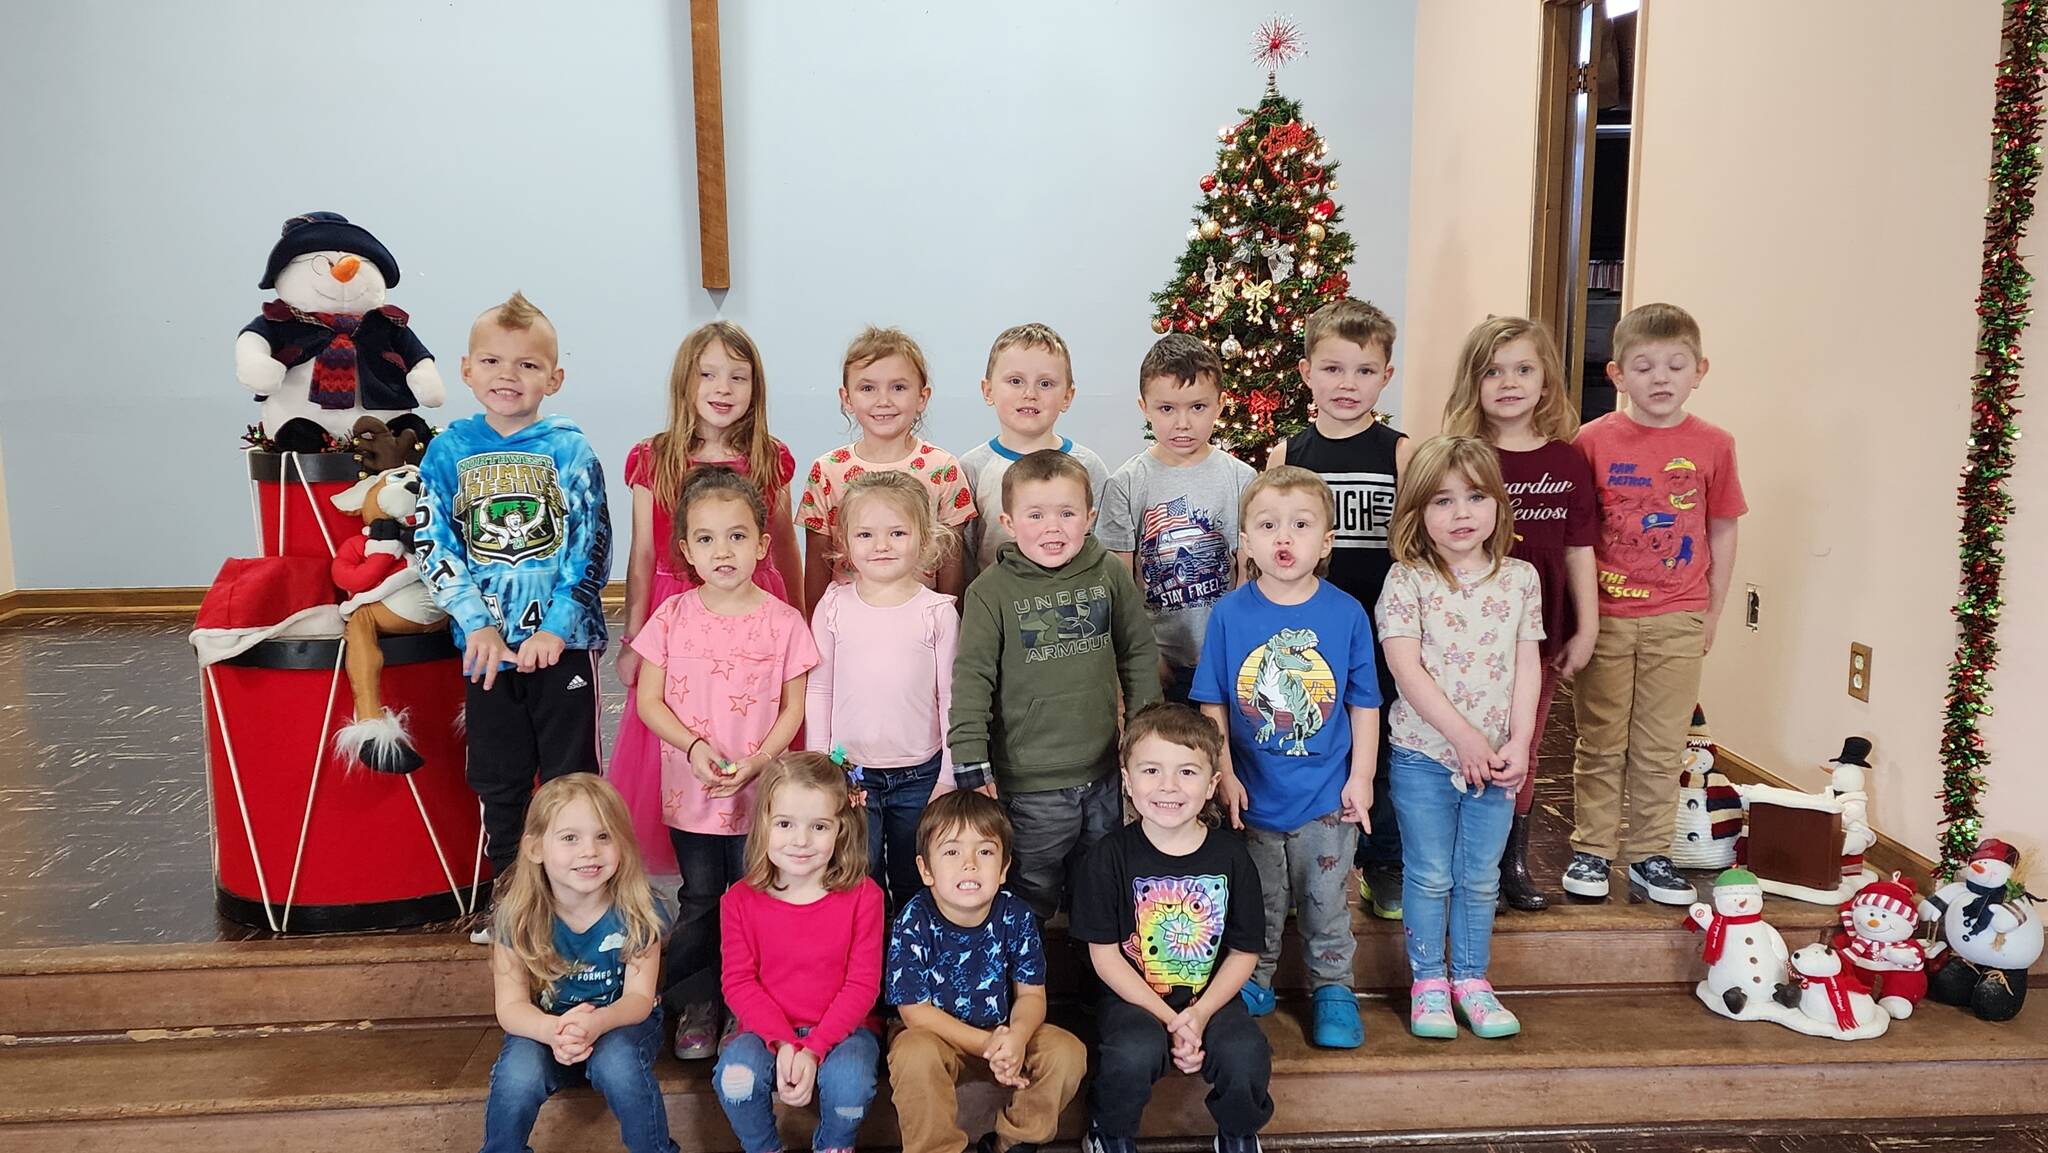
top-left (1781, 942), bottom-right (1889, 1040)
top-left (1686, 867), bottom-right (1790, 1019)
top-left (1832, 875), bottom-right (1928, 1019)
top-left (235, 212), bottom-right (444, 453)
top-left (1921, 838), bottom-right (2043, 1022)
top-left (1826, 737), bottom-right (1879, 882)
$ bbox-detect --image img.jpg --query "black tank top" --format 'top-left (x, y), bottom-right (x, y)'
top-left (1284, 421), bottom-right (1406, 619)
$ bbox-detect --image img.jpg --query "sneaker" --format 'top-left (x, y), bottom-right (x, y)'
top-left (1452, 978), bottom-right (1521, 1039)
top-left (1310, 985), bottom-right (1364, 1048)
top-left (1084, 1129), bottom-right (1138, 1153)
top-left (673, 1001), bottom-right (717, 1060)
top-left (1215, 1136), bottom-right (1262, 1153)
top-left (1238, 980), bottom-right (1277, 1018)
top-left (1409, 978), bottom-right (1456, 1040)
top-left (717, 1011), bottom-right (740, 1052)
top-left (1561, 851), bottom-right (1612, 899)
top-left (1361, 867), bottom-right (1403, 920)
top-left (1626, 855), bottom-right (1697, 905)
top-left (467, 922), bottom-right (493, 945)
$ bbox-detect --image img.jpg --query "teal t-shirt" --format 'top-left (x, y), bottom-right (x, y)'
top-left (539, 906), bottom-right (632, 1013)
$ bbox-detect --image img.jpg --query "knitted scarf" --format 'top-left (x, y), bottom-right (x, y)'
top-left (1799, 968), bottom-right (1867, 1032)
top-left (1839, 931), bottom-right (1922, 971)
top-left (1686, 909), bottom-right (1762, 964)
top-left (309, 311), bottom-right (362, 409)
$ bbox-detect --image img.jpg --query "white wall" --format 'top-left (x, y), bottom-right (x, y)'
top-left (0, 0), bottom-right (1414, 588)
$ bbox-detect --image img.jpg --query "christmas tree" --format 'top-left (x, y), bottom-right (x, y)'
top-left (1150, 20), bottom-right (1355, 460)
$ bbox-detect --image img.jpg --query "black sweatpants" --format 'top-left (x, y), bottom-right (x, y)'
top-left (465, 650), bottom-right (603, 878)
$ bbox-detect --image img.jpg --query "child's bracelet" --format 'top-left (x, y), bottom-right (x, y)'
top-left (686, 735), bottom-right (705, 758)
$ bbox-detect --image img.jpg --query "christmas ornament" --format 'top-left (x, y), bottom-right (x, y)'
top-left (1305, 221), bottom-right (1326, 243)
top-left (1220, 336), bottom-right (1242, 359)
top-left (1310, 198), bottom-right (1336, 221)
top-left (1199, 218), bottom-right (1222, 239)
top-left (1200, 172), bottom-right (1218, 193)
top-left (1203, 255), bottom-right (1219, 285)
top-left (1152, 317), bottom-right (1170, 334)
top-left (1263, 241), bottom-right (1295, 281)
top-left (1300, 259), bottom-right (1319, 279)
top-left (1921, 838), bottom-right (2041, 1021)
top-left (1207, 278), bottom-right (1236, 316)
top-left (1252, 177), bottom-right (1265, 191)
top-left (1262, 120), bottom-right (1310, 159)
top-left (1241, 278), bottom-right (1274, 321)
top-left (1832, 874), bottom-right (1929, 1019)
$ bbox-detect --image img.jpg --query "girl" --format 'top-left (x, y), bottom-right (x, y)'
top-left (632, 468), bottom-right (818, 1060)
top-left (712, 753), bottom-right (885, 1153)
top-left (797, 326), bottom-right (976, 614)
top-left (613, 321), bottom-right (805, 875)
top-left (805, 469), bottom-right (962, 912)
top-left (1442, 316), bottom-right (1598, 911)
top-left (1376, 436), bottom-right (1544, 1040)
top-left (480, 775), bottom-right (675, 1153)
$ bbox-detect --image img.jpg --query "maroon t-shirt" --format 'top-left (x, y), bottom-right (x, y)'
top-left (1496, 440), bottom-right (1598, 662)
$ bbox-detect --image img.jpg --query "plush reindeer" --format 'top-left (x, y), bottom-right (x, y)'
top-left (330, 460), bottom-right (447, 772)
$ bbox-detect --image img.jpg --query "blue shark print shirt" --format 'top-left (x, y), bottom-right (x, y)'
top-left (885, 889), bottom-right (1044, 1028)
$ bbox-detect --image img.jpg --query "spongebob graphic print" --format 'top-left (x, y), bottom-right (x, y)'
top-left (1234, 628), bottom-right (1338, 756)
top-left (1124, 873), bottom-right (1231, 993)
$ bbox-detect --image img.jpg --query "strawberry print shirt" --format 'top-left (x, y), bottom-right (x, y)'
top-left (797, 442), bottom-right (977, 578)
top-left (1374, 558), bottom-right (1545, 774)
top-left (630, 589), bottom-right (819, 835)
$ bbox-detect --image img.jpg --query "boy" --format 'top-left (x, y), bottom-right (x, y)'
top-left (1071, 703), bottom-right (1270, 1153)
top-left (960, 323), bottom-right (1112, 577)
top-left (1269, 297), bottom-right (1410, 919)
top-left (1191, 468), bottom-right (1379, 1047)
top-left (886, 791), bottom-right (1087, 1153)
top-left (413, 291), bottom-right (612, 922)
top-left (1099, 334), bottom-right (1257, 703)
top-left (1565, 302), bottom-right (1745, 906)
top-left (949, 449), bottom-right (1162, 924)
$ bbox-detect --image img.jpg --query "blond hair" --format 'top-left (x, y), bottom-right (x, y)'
top-left (1612, 302), bottom-right (1704, 363)
top-left (1389, 435), bottom-right (1519, 585)
top-left (491, 775), bottom-right (664, 997)
top-left (471, 291), bottom-right (557, 359)
top-left (648, 322), bottom-right (783, 516)
top-left (1239, 466), bottom-right (1336, 579)
top-left (983, 322), bottom-right (1074, 383)
top-left (834, 469), bottom-right (953, 577)
top-left (843, 326), bottom-right (931, 391)
top-left (740, 752), bottom-right (870, 894)
top-left (1302, 298), bottom-right (1396, 362)
top-left (1443, 316), bottom-right (1577, 443)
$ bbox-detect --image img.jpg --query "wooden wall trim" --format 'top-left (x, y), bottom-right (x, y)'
top-left (0, 582), bottom-right (630, 625)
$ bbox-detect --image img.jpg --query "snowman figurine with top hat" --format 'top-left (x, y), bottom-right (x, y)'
top-left (1921, 838), bottom-right (2042, 1022)
top-left (234, 212), bottom-right (444, 454)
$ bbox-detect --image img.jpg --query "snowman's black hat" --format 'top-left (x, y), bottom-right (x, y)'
top-left (1832, 737), bottom-right (1872, 768)
top-left (259, 212), bottom-right (401, 290)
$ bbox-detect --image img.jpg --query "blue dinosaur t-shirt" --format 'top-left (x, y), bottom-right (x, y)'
top-left (538, 905), bottom-right (634, 1013)
top-left (1189, 579), bottom-right (1382, 832)
top-left (885, 889), bottom-right (1044, 1028)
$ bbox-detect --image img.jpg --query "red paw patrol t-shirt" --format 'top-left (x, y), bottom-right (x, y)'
top-left (1574, 412), bottom-right (1747, 617)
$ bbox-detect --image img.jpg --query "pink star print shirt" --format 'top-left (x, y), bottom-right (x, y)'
top-left (631, 589), bottom-right (819, 835)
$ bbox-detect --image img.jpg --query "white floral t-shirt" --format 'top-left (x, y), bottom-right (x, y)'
top-left (1374, 558), bottom-right (1545, 774)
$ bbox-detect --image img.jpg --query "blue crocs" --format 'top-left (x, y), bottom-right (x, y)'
top-left (1239, 980), bottom-right (1277, 1017)
top-left (1311, 985), bottom-right (1364, 1048)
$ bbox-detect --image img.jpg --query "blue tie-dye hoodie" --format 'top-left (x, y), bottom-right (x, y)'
top-left (413, 414), bottom-right (611, 659)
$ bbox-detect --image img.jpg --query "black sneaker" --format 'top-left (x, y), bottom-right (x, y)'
top-left (1627, 856), bottom-right (1697, 905)
top-left (1361, 866), bottom-right (1404, 920)
top-left (1561, 851), bottom-right (1612, 898)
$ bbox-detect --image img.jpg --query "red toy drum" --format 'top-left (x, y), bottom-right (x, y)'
top-left (201, 630), bottom-right (490, 932)
top-left (248, 450), bottom-right (368, 561)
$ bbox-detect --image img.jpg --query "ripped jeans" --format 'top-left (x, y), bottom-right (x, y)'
top-left (712, 1026), bottom-right (879, 1153)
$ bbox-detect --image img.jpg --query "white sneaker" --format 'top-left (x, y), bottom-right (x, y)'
top-left (468, 923), bottom-right (493, 945)
top-left (1562, 851), bottom-right (1612, 898)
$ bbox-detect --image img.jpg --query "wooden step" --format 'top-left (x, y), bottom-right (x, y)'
top-left (0, 898), bottom-right (1850, 1038)
top-left (4, 990), bottom-right (2042, 1152)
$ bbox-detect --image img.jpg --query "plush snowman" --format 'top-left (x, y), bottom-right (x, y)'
top-left (1832, 875), bottom-right (1928, 1019)
top-left (235, 212), bottom-right (444, 453)
top-left (1782, 942), bottom-right (1889, 1040)
top-left (1921, 838), bottom-right (2042, 1022)
top-left (1687, 867), bottom-right (1790, 1019)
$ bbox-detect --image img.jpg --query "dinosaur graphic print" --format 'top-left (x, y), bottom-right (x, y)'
top-left (1233, 627), bottom-right (1338, 756)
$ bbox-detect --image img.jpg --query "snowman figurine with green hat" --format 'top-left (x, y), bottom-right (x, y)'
top-left (1687, 867), bottom-right (1792, 1020)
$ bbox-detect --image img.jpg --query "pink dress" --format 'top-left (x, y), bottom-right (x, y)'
top-left (608, 438), bottom-right (799, 873)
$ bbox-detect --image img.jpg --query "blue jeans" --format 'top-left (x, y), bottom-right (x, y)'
top-left (713, 1027), bottom-right (880, 1153)
top-left (861, 751), bottom-right (942, 913)
top-left (481, 1006), bottom-right (677, 1153)
top-left (1390, 745), bottom-right (1514, 982)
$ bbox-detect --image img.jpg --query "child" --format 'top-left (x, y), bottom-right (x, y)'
top-left (712, 753), bottom-right (885, 1153)
top-left (613, 321), bottom-right (804, 875)
top-left (1270, 298), bottom-right (1412, 919)
top-left (632, 468), bottom-right (818, 1059)
top-left (1100, 334), bottom-right (1257, 703)
top-left (1565, 303), bottom-right (1746, 905)
top-left (1375, 436), bottom-right (1545, 1039)
top-left (1070, 703), bottom-right (1270, 1153)
top-left (1442, 317), bottom-right (1599, 911)
top-left (1190, 466), bottom-right (1380, 1047)
top-left (959, 323), bottom-right (1112, 577)
top-left (413, 292), bottom-right (610, 916)
top-left (806, 469), bottom-right (962, 911)
top-left (886, 790), bottom-right (1087, 1153)
top-left (797, 325), bottom-right (977, 611)
top-left (949, 449), bottom-right (1162, 925)
top-left (480, 775), bottom-right (674, 1153)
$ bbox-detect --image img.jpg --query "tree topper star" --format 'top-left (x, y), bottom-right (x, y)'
top-left (1252, 16), bottom-right (1305, 74)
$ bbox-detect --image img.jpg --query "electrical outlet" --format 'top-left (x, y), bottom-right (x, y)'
top-left (1745, 585), bottom-right (1761, 631)
top-left (1848, 642), bottom-right (1872, 702)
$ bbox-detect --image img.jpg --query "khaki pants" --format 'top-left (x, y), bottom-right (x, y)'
top-left (888, 1023), bottom-right (1086, 1153)
top-left (1570, 611), bottom-right (1706, 863)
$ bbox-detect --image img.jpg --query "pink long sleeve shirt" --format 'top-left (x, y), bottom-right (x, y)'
top-left (719, 878), bottom-right (885, 1056)
top-left (804, 581), bottom-right (957, 780)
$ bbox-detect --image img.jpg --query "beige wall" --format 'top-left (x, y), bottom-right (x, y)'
top-left (1625, 1), bottom-right (2039, 862)
top-left (0, 433), bottom-right (13, 596)
top-left (1399, 0), bottom-right (1542, 437)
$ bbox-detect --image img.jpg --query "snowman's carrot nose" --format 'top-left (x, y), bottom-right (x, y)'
top-left (332, 255), bottom-right (361, 282)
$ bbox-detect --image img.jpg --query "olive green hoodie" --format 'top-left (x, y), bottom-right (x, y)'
top-left (948, 535), bottom-right (1162, 792)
